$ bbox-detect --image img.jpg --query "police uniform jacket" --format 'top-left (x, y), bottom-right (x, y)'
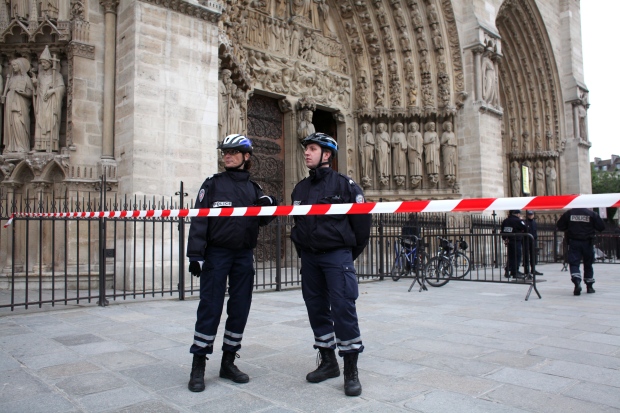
top-left (187, 170), bottom-right (269, 260)
top-left (291, 167), bottom-right (371, 260)
top-left (526, 218), bottom-right (538, 240)
top-left (501, 214), bottom-right (526, 242)
top-left (556, 208), bottom-right (605, 240)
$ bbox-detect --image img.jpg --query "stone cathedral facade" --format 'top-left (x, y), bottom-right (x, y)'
top-left (0, 0), bottom-right (591, 204)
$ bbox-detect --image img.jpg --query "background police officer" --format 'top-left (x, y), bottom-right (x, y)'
top-left (186, 134), bottom-right (277, 392)
top-left (291, 133), bottom-right (371, 397)
top-left (501, 210), bottom-right (527, 278)
top-left (556, 208), bottom-right (605, 295)
top-left (523, 210), bottom-right (543, 276)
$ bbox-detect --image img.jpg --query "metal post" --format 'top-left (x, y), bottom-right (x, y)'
top-left (97, 174), bottom-right (109, 307)
top-left (378, 198), bottom-right (384, 278)
top-left (275, 217), bottom-right (282, 291)
top-left (492, 210), bottom-right (498, 268)
top-left (176, 181), bottom-right (188, 300)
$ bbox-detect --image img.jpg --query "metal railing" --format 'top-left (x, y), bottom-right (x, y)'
top-left (1, 181), bottom-right (618, 310)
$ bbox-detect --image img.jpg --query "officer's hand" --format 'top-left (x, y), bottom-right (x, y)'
top-left (257, 195), bottom-right (277, 207)
top-left (189, 261), bottom-right (202, 277)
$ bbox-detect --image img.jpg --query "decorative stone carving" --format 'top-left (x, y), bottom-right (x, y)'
top-left (523, 160), bottom-right (533, 194)
top-left (481, 56), bottom-right (497, 106)
top-left (3, 57), bottom-right (33, 153)
top-left (545, 159), bottom-right (556, 196)
top-left (423, 121), bottom-right (439, 183)
top-left (511, 160), bottom-right (520, 197)
top-left (375, 122), bottom-right (390, 186)
top-left (440, 121), bottom-right (456, 185)
top-left (359, 122), bottom-right (374, 188)
top-left (535, 160), bottom-right (545, 195)
top-left (407, 122), bottom-right (423, 187)
top-left (391, 122), bottom-right (407, 186)
top-left (33, 46), bottom-right (65, 152)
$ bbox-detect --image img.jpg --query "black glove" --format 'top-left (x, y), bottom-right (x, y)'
top-left (257, 195), bottom-right (276, 207)
top-left (189, 261), bottom-right (202, 277)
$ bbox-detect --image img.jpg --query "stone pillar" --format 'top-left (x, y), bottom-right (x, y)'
top-left (472, 46), bottom-right (483, 102)
top-left (100, 0), bottom-right (119, 160)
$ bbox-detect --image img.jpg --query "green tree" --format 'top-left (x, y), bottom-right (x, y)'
top-left (591, 165), bottom-right (620, 194)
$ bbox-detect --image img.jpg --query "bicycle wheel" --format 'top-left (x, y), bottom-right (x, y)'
top-left (424, 256), bottom-right (452, 287)
top-left (451, 252), bottom-right (471, 279)
top-left (413, 251), bottom-right (430, 277)
top-left (391, 251), bottom-right (408, 281)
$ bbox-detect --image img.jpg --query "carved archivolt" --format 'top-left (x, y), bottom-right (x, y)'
top-left (497, 0), bottom-right (565, 198)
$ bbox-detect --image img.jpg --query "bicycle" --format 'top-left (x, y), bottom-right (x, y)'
top-left (424, 236), bottom-right (471, 287)
top-left (390, 236), bottom-right (429, 282)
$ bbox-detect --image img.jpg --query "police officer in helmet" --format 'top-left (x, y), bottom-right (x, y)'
top-left (501, 209), bottom-right (527, 278)
top-left (291, 132), bottom-right (372, 397)
top-left (186, 134), bottom-right (277, 392)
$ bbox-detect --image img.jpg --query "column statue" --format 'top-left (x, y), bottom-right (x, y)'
top-left (545, 160), bottom-right (557, 196)
top-left (391, 122), bottom-right (407, 187)
top-left (375, 122), bottom-right (390, 186)
top-left (2, 57), bottom-right (33, 153)
top-left (440, 121), bottom-right (457, 185)
top-left (297, 109), bottom-right (315, 180)
top-left (359, 122), bottom-right (374, 188)
top-left (423, 122), bottom-right (439, 183)
top-left (406, 122), bottom-right (423, 187)
top-left (32, 46), bottom-right (65, 152)
top-left (535, 160), bottom-right (545, 195)
top-left (511, 161), bottom-right (521, 197)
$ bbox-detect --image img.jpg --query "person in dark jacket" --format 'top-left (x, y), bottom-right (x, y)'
top-left (523, 210), bottom-right (543, 276)
top-left (186, 134), bottom-right (277, 392)
top-left (501, 210), bottom-right (527, 278)
top-left (556, 208), bottom-right (605, 295)
top-left (291, 132), bottom-right (371, 397)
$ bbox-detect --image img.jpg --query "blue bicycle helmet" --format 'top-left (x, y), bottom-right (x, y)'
top-left (301, 132), bottom-right (338, 154)
top-left (218, 134), bottom-right (253, 154)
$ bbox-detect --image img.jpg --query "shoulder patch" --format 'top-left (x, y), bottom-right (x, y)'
top-left (199, 189), bottom-right (205, 202)
top-left (356, 194), bottom-right (365, 203)
top-left (338, 173), bottom-right (358, 186)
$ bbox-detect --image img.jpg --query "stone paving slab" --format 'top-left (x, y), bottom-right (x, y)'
top-left (1, 263), bottom-right (620, 412)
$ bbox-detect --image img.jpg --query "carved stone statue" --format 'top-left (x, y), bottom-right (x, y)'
top-left (9, 0), bottom-right (29, 20)
top-left (545, 159), bottom-right (557, 196)
top-left (481, 56), bottom-right (497, 106)
top-left (41, 0), bottom-right (59, 19)
top-left (511, 160), bottom-right (521, 197)
top-left (33, 46), bottom-right (65, 152)
top-left (407, 122), bottom-right (423, 187)
top-left (297, 109), bottom-right (315, 180)
top-left (391, 122), bottom-right (407, 186)
top-left (423, 122), bottom-right (439, 183)
top-left (219, 69), bottom-right (232, 138)
top-left (359, 122), bottom-right (374, 188)
top-left (535, 160), bottom-right (545, 195)
top-left (2, 57), bottom-right (33, 153)
top-left (228, 84), bottom-right (243, 137)
top-left (440, 121), bottom-right (457, 185)
top-left (523, 160), bottom-right (534, 194)
top-left (578, 105), bottom-right (587, 141)
top-left (375, 122), bottom-right (390, 186)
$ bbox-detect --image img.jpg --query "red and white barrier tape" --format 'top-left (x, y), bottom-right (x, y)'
top-left (4, 193), bottom-right (620, 228)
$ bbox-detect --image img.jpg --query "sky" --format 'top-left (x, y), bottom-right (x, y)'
top-left (581, 1), bottom-right (620, 161)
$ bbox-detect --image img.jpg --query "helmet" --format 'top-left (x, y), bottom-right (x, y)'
top-left (526, 210), bottom-right (534, 215)
top-left (301, 132), bottom-right (338, 154)
top-left (509, 209), bottom-right (521, 215)
top-left (218, 134), bottom-right (253, 154)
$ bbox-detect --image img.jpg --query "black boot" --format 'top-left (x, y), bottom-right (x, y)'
top-left (343, 353), bottom-right (362, 397)
top-left (220, 351), bottom-right (249, 383)
top-left (306, 348), bottom-right (340, 383)
top-left (572, 278), bottom-right (582, 296)
top-left (586, 283), bottom-right (596, 294)
top-left (188, 354), bottom-right (207, 392)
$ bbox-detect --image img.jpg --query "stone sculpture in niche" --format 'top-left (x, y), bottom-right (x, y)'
top-left (440, 121), bottom-right (456, 185)
top-left (33, 46), bottom-right (65, 153)
top-left (9, 0), bottom-right (30, 20)
top-left (391, 122), bottom-right (407, 187)
top-left (359, 122), bottom-right (375, 188)
top-left (481, 56), bottom-right (497, 106)
top-left (511, 160), bottom-right (521, 197)
top-left (297, 109), bottom-right (315, 180)
top-left (545, 159), bottom-right (557, 196)
top-left (407, 122), bottom-right (423, 188)
top-left (535, 160), bottom-right (545, 195)
top-left (2, 57), bottom-right (33, 153)
top-left (219, 69), bottom-right (232, 138)
top-left (375, 122), bottom-right (391, 187)
top-left (423, 122), bottom-right (440, 184)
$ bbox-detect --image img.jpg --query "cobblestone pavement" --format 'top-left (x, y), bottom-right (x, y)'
top-left (1, 263), bottom-right (620, 412)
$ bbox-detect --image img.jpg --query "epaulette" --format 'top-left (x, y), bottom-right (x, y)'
top-left (338, 173), bottom-right (357, 186)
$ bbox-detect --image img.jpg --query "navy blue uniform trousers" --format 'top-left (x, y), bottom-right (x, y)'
top-left (506, 241), bottom-right (522, 275)
top-left (190, 246), bottom-right (254, 355)
top-left (301, 249), bottom-right (363, 355)
top-left (567, 239), bottom-right (595, 284)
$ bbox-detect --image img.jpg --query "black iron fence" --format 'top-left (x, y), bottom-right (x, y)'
top-left (1, 182), bottom-right (618, 310)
